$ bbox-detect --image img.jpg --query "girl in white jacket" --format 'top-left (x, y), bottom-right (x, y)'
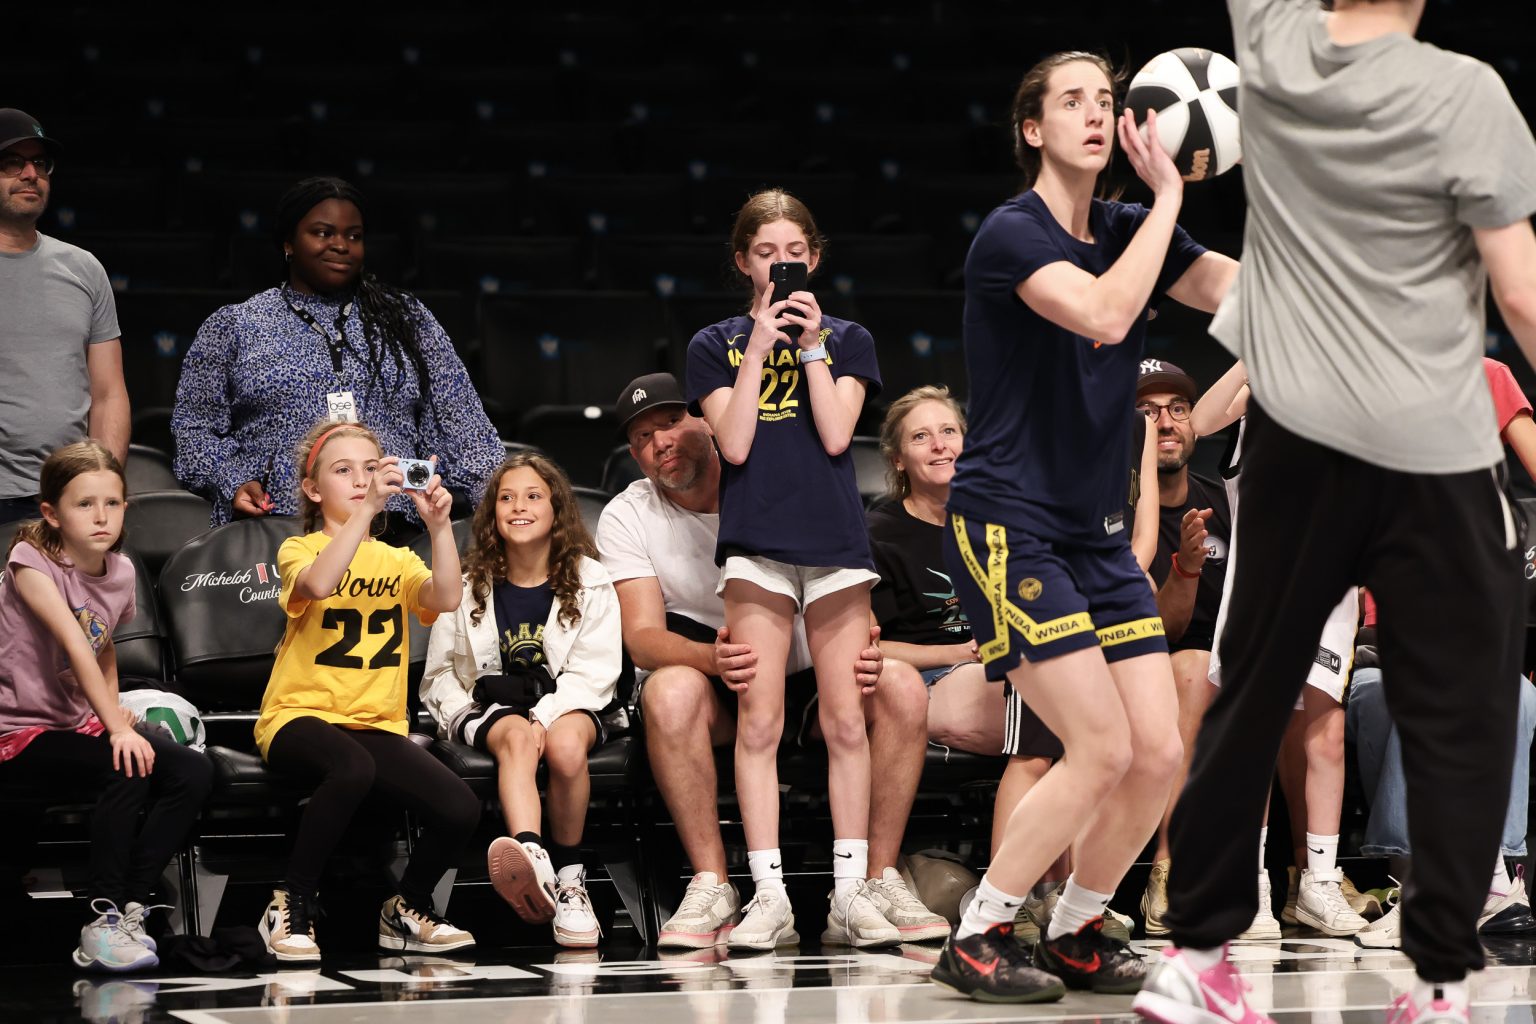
top-left (422, 452), bottom-right (621, 947)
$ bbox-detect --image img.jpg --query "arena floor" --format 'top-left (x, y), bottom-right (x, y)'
top-left (15, 934), bottom-right (1536, 1024)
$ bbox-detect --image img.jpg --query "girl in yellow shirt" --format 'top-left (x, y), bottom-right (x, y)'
top-left (253, 420), bottom-right (478, 962)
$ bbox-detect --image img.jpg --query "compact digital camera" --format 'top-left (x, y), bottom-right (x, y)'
top-left (397, 458), bottom-right (435, 491)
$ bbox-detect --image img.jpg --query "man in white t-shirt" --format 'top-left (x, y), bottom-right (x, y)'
top-left (597, 373), bottom-right (946, 950)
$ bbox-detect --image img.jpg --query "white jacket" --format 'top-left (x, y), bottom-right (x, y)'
top-left (421, 556), bottom-right (621, 739)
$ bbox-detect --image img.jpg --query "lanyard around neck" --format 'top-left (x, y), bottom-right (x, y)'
top-left (283, 286), bottom-right (355, 377)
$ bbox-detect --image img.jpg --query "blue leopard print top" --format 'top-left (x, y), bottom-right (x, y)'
top-left (171, 286), bottom-right (502, 526)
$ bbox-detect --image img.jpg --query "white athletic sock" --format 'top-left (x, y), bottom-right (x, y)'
top-left (1046, 875), bottom-right (1114, 940)
top-left (1412, 976), bottom-right (1468, 1010)
top-left (956, 875), bottom-right (1025, 940)
top-left (831, 839), bottom-right (868, 897)
top-left (1180, 945), bottom-right (1225, 971)
top-left (747, 848), bottom-right (786, 894)
top-left (1492, 854), bottom-right (1512, 897)
top-left (1305, 833), bottom-right (1339, 876)
top-left (556, 863), bottom-right (584, 888)
top-left (1258, 826), bottom-right (1269, 870)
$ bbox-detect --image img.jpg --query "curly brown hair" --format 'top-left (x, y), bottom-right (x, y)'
top-left (464, 452), bottom-right (596, 629)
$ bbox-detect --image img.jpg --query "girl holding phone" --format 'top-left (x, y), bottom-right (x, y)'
top-left (685, 188), bottom-right (891, 951)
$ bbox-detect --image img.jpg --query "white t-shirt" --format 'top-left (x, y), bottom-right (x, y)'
top-left (597, 479), bottom-right (811, 676)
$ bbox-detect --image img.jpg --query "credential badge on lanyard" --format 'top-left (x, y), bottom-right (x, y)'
top-left (284, 287), bottom-right (358, 422)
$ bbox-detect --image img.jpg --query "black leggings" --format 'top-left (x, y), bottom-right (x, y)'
top-left (265, 717), bottom-right (480, 909)
top-left (5, 727), bottom-right (213, 912)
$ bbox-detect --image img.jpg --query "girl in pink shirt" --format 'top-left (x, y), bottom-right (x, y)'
top-left (0, 441), bottom-right (211, 972)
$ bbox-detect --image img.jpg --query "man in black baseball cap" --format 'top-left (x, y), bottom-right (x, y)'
top-left (615, 371), bottom-right (689, 439)
top-left (0, 106), bottom-right (130, 524)
top-left (0, 108), bottom-right (61, 155)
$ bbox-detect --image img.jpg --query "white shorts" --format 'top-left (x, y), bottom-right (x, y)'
top-left (1209, 554), bottom-right (1358, 708)
top-left (716, 554), bottom-right (878, 612)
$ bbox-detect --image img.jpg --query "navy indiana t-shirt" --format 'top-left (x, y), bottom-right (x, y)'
top-left (948, 191), bottom-right (1206, 546)
top-left (492, 579), bottom-right (554, 674)
top-left (686, 313), bottom-right (882, 569)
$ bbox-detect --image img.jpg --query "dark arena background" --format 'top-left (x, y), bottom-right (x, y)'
top-left (4, 3), bottom-right (1536, 1023)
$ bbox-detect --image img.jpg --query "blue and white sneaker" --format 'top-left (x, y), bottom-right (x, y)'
top-left (121, 902), bottom-right (170, 953)
top-left (72, 899), bottom-right (159, 972)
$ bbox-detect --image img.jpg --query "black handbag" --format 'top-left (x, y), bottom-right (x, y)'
top-left (473, 662), bottom-right (552, 712)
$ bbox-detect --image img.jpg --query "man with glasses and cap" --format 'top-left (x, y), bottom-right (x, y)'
top-left (595, 372), bottom-right (947, 951)
top-left (1128, 358), bottom-right (1235, 936)
top-left (0, 109), bottom-right (129, 523)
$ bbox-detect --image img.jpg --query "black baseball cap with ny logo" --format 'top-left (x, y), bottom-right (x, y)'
top-left (0, 108), bottom-right (61, 154)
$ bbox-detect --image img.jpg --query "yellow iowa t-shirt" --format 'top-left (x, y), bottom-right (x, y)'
top-left (254, 533), bottom-right (436, 758)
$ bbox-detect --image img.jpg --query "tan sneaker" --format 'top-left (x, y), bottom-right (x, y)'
top-left (1140, 859), bottom-right (1170, 936)
top-left (378, 895), bottom-right (476, 953)
top-left (259, 889), bottom-right (321, 963)
top-left (1340, 872), bottom-right (1382, 921)
top-left (1281, 865), bottom-right (1299, 924)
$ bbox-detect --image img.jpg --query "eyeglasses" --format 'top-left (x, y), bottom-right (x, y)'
top-left (0, 153), bottom-right (54, 177)
top-left (1136, 399), bottom-right (1192, 422)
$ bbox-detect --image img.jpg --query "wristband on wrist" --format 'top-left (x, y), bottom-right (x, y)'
top-left (1171, 550), bottom-right (1201, 579)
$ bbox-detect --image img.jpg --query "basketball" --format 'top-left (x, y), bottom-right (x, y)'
top-left (1124, 47), bottom-right (1242, 181)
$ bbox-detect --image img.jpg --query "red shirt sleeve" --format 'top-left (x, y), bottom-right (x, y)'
top-left (1484, 357), bottom-right (1533, 440)
top-left (1361, 588), bottom-right (1378, 628)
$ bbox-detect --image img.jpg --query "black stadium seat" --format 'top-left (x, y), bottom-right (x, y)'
top-left (416, 236), bottom-right (586, 293)
top-left (53, 231), bottom-right (221, 290)
top-left (853, 290), bottom-right (968, 402)
top-left (124, 443), bottom-right (180, 495)
top-left (123, 489), bottom-right (214, 580)
top-left (848, 436), bottom-right (890, 508)
top-left (478, 292), bottom-right (666, 423)
top-left (115, 552), bottom-right (169, 683)
top-left (516, 406), bottom-right (623, 491)
top-left (572, 486), bottom-right (612, 538)
top-left (158, 515), bottom-right (303, 714)
top-left (600, 444), bottom-right (643, 497)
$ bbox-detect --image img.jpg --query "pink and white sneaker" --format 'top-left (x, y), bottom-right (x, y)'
top-left (1386, 988), bottom-right (1469, 1024)
top-left (1133, 945), bottom-right (1274, 1024)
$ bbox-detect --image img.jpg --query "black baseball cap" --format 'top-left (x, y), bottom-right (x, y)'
top-left (1136, 358), bottom-right (1198, 402)
top-left (0, 109), bottom-right (61, 155)
top-left (616, 372), bottom-right (687, 435)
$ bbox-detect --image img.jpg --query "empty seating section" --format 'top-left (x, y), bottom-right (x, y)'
top-left (27, 3), bottom-right (1280, 493)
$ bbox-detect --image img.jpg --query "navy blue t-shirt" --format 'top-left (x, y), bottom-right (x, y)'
top-left (948, 191), bottom-right (1206, 545)
top-left (492, 579), bottom-right (554, 674)
top-left (686, 314), bottom-right (881, 569)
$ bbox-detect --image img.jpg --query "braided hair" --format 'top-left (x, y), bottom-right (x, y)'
top-left (273, 177), bottom-right (439, 418)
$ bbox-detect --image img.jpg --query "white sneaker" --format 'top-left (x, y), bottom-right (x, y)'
top-left (727, 886), bottom-right (799, 951)
top-left (864, 867), bottom-right (950, 943)
top-left (378, 894), bottom-right (476, 953)
top-left (488, 837), bottom-right (558, 924)
top-left (72, 899), bottom-right (159, 972)
top-left (258, 889), bottom-right (321, 963)
top-left (822, 884), bottom-right (901, 948)
top-left (553, 873), bottom-right (602, 949)
top-left (1480, 871), bottom-right (1536, 934)
top-left (658, 871), bottom-right (741, 949)
top-left (1355, 899), bottom-right (1401, 949)
top-left (1238, 872), bottom-right (1283, 941)
top-left (120, 901), bottom-right (168, 954)
top-left (1294, 867), bottom-right (1367, 936)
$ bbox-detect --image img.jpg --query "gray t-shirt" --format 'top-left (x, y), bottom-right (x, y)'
top-left (0, 233), bottom-right (120, 497)
top-left (1213, 1), bottom-right (1536, 473)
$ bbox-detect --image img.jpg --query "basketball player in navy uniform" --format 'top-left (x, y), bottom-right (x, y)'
top-left (1135, 4), bottom-right (1536, 1024)
top-left (927, 51), bottom-right (1238, 1003)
